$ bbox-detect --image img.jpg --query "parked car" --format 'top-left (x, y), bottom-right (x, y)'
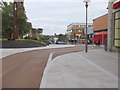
top-left (0, 35), bottom-right (4, 38)
top-left (56, 41), bottom-right (66, 44)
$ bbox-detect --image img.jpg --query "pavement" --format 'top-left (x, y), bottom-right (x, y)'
top-left (2, 44), bottom-right (86, 88)
top-left (1, 44), bottom-right (118, 88)
top-left (0, 44), bottom-right (75, 59)
top-left (40, 48), bottom-right (118, 88)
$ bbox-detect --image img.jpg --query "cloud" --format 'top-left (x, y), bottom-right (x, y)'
top-left (24, 0), bottom-right (108, 2)
top-left (3, 0), bottom-right (108, 3)
top-left (3, 0), bottom-right (108, 35)
top-left (24, 1), bottom-right (108, 35)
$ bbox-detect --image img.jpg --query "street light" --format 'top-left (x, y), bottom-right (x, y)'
top-left (83, 0), bottom-right (91, 53)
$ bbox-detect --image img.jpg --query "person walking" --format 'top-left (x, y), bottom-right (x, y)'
top-left (104, 39), bottom-right (107, 51)
top-left (96, 40), bottom-right (100, 46)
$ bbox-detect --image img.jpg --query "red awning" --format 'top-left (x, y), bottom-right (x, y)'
top-left (113, 1), bottom-right (120, 9)
top-left (94, 31), bottom-right (107, 35)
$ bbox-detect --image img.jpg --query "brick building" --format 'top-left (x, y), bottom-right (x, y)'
top-left (93, 14), bottom-right (108, 45)
top-left (13, 0), bottom-right (24, 39)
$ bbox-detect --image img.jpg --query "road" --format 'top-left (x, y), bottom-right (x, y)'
top-left (2, 45), bottom-right (101, 88)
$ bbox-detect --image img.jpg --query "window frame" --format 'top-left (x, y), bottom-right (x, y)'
top-left (114, 10), bottom-right (120, 47)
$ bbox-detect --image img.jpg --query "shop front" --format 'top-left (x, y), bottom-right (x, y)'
top-left (93, 30), bottom-right (107, 45)
top-left (113, 0), bottom-right (120, 47)
top-left (108, 0), bottom-right (120, 52)
top-left (93, 14), bottom-right (108, 45)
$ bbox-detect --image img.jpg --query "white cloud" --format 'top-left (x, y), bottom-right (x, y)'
top-left (24, 0), bottom-right (108, 2)
top-left (2, 0), bottom-right (108, 35)
top-left (24, 1), bottom-right (108, 35)
top-left (2, 0), bottom-right (108, 2)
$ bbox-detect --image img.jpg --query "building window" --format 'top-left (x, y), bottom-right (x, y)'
top-left (73, 25), bottom-right (76, 27)
top-left (88, 25), bottom-right (92, 27)
top-left (114, 10), bottom-right (120, 47)
top-left (75, 25), bottom-right (79, 27)
top-left (115, 11), bottom-right (120, 18)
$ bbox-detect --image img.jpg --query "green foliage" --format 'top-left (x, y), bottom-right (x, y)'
top-left (73, 32), bottom-right (76, 40)
top-left (0, 1), bottom-right (14, 38)
top-left (38, 35), bottom-right (50, 45)
top-left (57, 34), bottom-right (66, 41)
top-left (24, 35), bottom-right (49, 42)
top-left (0, 1), bottom-right (32, 39)
top-left (21, 35), bottom-right (49, 45)
top-left (0, 9), bottom-right (2, 35)
top-left (39, 35), bottom-right (49, 42)
top-left (16, 5), bottom-right (31, 36)
top-left (24, 36), bottom-right (37, 40)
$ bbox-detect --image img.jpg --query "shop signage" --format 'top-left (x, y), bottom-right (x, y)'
top-left (113, 1), bottom-right (120, 9)
top-left (116, 28), bottom-right (120, 29)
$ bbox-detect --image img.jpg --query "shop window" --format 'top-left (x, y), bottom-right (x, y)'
top-left (115, 11), bottom-right (120, 19)
top-left (115, 20), bottom-right (120, 38)
top-left (114, 11), bottom-right (120, 47)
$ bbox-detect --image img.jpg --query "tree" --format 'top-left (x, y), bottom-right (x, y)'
top-left (16, 5), bottom-right (31, 38)
top-left (0, 1), bottom-right (32, 39)
top-left (73, 32), bottom-right (76, 40)
top-left (57, 34), bottom-right (66, 41)
top-left (0, 9), bottom-right (2, 36)
top-left (0, 1), bottom-right (14, 38)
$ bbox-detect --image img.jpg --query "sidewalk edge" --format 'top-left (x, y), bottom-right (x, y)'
top-left (39, 52), bottom-right (55, 88)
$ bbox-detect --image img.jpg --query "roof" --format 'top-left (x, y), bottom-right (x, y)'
top-left (67, 23), bottom-right (92, 27)
top-left (94, 31), bottom-right (107, 35)
top-left (93, 14), bottom-right (108, 21)
top-left (14, 0), bottom-right (24, 2)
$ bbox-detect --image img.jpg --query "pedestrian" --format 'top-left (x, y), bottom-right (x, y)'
top-left (104, 39), bottom-right (107, 51)
top-left (90, 39), bottom-right (92, 44)
top-left (88, 39), bottom-right (90, 44)
top-left (82, 40), bottom-right (84, 44)
top-left (96, 40), bottom-right (100, 46)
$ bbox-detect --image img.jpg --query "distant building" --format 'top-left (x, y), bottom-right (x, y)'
top-left (66, 23), bottom-right (92, 44)
top-left (31, 28), bottom-right (43, 39)
top-left (108, 0), bottom-right (120, 52)
top-left (24, 28), bottom-right (43, 39)
top-left (93, 14), bottom-right (108, 45)
top-left (87, 27), bottom-right (93, 44)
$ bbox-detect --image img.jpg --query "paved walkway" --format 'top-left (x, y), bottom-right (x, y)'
top-left (2, 44), bottom-right (88, 88)
top-left (40, 49), bottom-right (118, 88)
top-left (0, 44), bottom-right (75, 59)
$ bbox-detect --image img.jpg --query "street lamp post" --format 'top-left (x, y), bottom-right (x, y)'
top-left (83, 0), bottom-right (90, 53)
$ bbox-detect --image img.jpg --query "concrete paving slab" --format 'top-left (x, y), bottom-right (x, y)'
top-left (40, 49), bottom-right (118, 88)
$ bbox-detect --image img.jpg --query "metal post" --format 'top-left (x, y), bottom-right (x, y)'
top-left (85, 2), bottom-right (88, 53)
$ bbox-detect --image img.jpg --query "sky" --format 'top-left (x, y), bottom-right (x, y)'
top-left (3, 0), bottom-right (108, 35)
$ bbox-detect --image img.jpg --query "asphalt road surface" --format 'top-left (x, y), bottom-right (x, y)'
top-left (2, 45), bottom-right (101, 88)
